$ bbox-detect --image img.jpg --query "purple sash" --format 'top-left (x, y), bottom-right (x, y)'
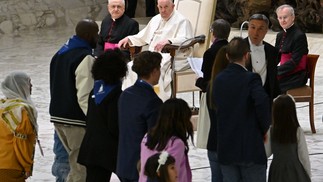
top-left (104, 42), bottom-right (119, 51)
top-left (278, 53), bottom-right (307, 79)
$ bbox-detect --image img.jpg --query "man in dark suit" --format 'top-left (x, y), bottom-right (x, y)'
top-left (245, 13), bottom-right (281, 103)
top-left (117, 51), bottom-right (163, 182)
top-left (213, 37), bottom-right (270, 182)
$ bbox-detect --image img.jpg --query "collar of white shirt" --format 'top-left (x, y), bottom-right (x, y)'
top-left (248, 38), bottom-right (264, 52)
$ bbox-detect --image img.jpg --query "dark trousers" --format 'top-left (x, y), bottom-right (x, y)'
top-left (125, 0), bottom-right (156, 18)
top-left (279, 70), bottom-right (307, 93)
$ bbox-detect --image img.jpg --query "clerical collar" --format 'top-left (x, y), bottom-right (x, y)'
top-left (111, 14), bottom-right (124, 22)
top-left (283, 23), bottom-right (294, 32)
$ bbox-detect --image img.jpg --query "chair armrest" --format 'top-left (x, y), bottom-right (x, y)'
top-left (123, 44), bottom-right (142, 60)
top-left (126, 35), bottom-right (206, 59)
top-left (161, 37), bottom-right (206, 57)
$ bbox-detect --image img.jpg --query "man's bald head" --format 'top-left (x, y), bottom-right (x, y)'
top-left (75, 19), bottom-right (99, 48)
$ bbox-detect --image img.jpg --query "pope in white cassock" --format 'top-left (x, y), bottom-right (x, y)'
top-left (118, 0), bottom-right (194, 101)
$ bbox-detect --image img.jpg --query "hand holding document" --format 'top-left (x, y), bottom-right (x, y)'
top-left (187, 57), bottom-right (203, 78)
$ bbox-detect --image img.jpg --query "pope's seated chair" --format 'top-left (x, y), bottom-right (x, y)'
top-left (286, 54), bottom-right (319, 133)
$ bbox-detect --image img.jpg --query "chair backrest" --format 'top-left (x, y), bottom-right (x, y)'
top-left (174, 0), bottom-right (217, 57)
top-left (307, 54), bottom-right (319, 87)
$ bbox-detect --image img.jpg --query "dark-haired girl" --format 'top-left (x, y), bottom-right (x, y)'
top-left (139, 98), bottom-right (194, 182)
top-left (268, 94), bottom-right (311, 182)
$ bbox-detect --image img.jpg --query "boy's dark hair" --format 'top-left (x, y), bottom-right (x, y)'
top-left (132, 51), bottom-right (162, 79)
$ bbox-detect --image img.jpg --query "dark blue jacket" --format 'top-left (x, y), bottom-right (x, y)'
top-left (213, 63), bottom-right (270, 165)
top-left (116, 80), bottom-right (162, 180)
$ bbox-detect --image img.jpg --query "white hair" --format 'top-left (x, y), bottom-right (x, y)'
top-left (108, 0), bottom-right (125, 5)
top-left (276, 4), bottom-right (295, 16)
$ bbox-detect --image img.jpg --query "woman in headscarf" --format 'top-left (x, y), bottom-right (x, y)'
top-left (0, 71), bottom-right (38, 182)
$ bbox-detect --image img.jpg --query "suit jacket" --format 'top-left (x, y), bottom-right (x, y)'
top-left (78, 85), bottom-right (122, 172)
top-left (213, 63), bottom-right (270, 165)
top-left (116, 80), bottom-right (163, 180)
top-left (195, 39), bottom-right (228, 92)
top-left (245, 38), bottom-right (281, 103)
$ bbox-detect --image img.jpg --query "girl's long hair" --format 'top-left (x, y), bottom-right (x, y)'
top-left (272, 94), bottom-right (300, 143)
top-left (146, 98), bottom-right (194, 154)
top-left (208, 46), bottom-right (229, 109)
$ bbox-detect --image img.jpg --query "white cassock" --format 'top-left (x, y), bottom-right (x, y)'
top-left (122, 10), bottom-right (194, 101)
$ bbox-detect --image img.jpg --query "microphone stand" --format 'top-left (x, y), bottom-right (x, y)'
top-left (240, 21), bottom-right (249, 37)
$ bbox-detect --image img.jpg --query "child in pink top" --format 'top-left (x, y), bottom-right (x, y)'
top-left (139, 98), bottom-right (194, 182)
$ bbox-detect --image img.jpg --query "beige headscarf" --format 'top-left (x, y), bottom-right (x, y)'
top-left (0, 71), bottom-right (38, 133)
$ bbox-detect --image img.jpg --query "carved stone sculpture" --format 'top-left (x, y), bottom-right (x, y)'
top-left (215, 0), bottom-right (323, 33)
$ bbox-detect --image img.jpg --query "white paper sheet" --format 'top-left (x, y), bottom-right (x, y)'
top-left (187, 57), bottom-right (203, 78)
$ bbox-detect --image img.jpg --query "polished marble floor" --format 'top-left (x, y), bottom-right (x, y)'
top-left (0, 27), bottom-right (322, 181)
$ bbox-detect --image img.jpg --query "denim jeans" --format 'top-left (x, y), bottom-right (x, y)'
top-left (208, 150), bottom-right (223, 182)
top-left (52, 131), bottom-right (70, 182)
top-left (220, 162), bottom-right (266, 182)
